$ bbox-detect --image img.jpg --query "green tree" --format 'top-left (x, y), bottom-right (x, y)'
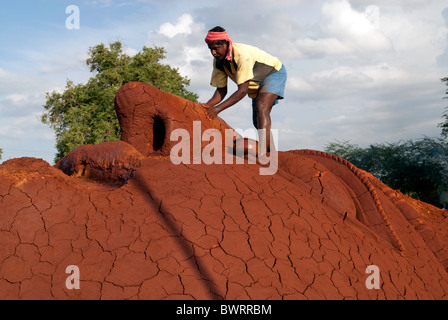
top-left (0, 148), bottom-right (2, 160)
top-left (325, 138), bottom-right (448, 207)
top-left (439, 77), bottom-right (448, 137)
top-left (42, 41), bottom-right (198, 162)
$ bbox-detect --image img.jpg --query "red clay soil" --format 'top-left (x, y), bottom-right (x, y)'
top-left (1, 82), bottom-right (448, 300)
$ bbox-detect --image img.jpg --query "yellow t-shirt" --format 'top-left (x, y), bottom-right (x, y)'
top-left (210, 43), bottom-right (282, 98)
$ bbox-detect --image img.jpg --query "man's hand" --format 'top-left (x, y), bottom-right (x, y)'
top-left (206, 106), bottom-right (219, 120)
top-left (202, 82), bottom-right (248, 120)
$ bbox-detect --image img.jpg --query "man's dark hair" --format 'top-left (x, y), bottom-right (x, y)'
top-left (207, 26), bottom-right (228, 45)
top-left (209, 26), bottom-right (226, 32)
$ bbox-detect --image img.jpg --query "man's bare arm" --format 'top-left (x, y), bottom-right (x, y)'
top-left (205, 87), bottom-right (228, 107)
top-left (206, 81), bottom-right (249, 119)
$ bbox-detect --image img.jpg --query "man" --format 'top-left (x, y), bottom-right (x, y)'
top-left (203, 26), bottom-right (287, 154)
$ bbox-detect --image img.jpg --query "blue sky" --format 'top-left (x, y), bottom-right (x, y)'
top-left (1, 0), bottom-right (448, 164)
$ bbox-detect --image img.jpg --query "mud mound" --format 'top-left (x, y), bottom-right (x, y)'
top-left (1, 82), bottom-right (448, 300)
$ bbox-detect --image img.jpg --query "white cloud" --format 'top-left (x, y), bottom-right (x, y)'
top-left (291, 0), bottom-right (392, 59)
top-left (381, 13), bottom-right (448, 69)
top-left (295, 38), bottom-right (352, 57)
top-left (313, 63), bottom-right (408, 88)
top-left (158, 14), bottom-right (194, 38)
top-left (84, 0), bottom-right (115, 7)
top-left (4, 93), bottom-right (28, 104)
top-left (147, 13), bottom-right (211, 97)
top-left (349, 0), bottom-right (434, 12)
top-left (288, 76), bottom-right (315, 93)
top-left (123, 47), bottom-right (139, 57)
top-left (321, 1), bottom-right (391, 51)
top-left (0, 109), bottom-right (56, 164)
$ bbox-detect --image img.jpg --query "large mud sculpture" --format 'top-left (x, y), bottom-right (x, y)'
top-left (1, 82), bottom-right (448, 300)
top-left (114, 81), bottom-right (238, 158)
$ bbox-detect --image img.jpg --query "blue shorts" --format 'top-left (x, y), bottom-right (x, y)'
top-left (252, 64), bottom-right (287, 109)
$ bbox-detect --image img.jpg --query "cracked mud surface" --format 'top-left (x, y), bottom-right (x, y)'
top-left (1, 82), bottom-right (448, 300)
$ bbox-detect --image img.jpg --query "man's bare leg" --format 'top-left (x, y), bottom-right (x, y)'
top-left (254, 92), bottom-right (278, 154)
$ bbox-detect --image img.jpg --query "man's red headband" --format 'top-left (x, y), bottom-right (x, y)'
top-left (205, 31), bottom-right (233, 61)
